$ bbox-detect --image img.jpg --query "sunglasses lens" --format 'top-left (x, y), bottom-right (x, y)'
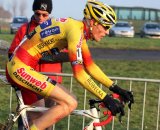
top-left (35, 12), bottom-right (49, 17)
top-left (104, 26), bottom-right (111, 30)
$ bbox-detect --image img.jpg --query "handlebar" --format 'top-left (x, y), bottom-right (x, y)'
top-left (93, 110), bottom-right (113, 127)
top-left (89, 93), bottom-right (122, 127)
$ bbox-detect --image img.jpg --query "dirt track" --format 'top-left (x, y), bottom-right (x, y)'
top-left (1, 48), bottom-right (160, 61)
top-left (0, 49), bottom-right (7, 55)
top-left (90, 48), bottom-right (160, 61)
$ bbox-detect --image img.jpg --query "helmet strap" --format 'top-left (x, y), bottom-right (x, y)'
top-left (89, 19), bottom-right (96, 40)
top-left (83, 18), bottom-right (92, 40)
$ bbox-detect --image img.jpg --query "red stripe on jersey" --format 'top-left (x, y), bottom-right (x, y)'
top-left (16, 47), bottom-right (39, 68)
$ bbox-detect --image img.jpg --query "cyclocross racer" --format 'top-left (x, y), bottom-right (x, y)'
top-left (6, 1), bottom-right (134, 129)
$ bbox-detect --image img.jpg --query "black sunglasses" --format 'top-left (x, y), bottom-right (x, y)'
top-left (94, 22), bottom-right (111, 31)
top-left (34, 12), bottom-right (49, 17)
top-left (104, 26), bottom-right (111, 30)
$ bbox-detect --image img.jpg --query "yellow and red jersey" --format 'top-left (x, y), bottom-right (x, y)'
top-left (7, 18), bottom-right (113, 99)
top-left (8, 16), bottom-right (64, 105)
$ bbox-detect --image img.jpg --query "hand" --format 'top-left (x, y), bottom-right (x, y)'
top-left (109, 84), bottom-right (134, 109)
top-left (102, 95), bottom-right (125, 116)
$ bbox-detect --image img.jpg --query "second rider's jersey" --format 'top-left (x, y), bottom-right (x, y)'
top-left (11, 17), bottom-right (113, 99)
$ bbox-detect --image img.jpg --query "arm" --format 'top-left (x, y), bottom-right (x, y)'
top-left (8, 23), bottom-right (28, 58)
top-left (40, 51), bottom-right (69, 63)
top-left (52, 52), bottom-right (69, 63)
top-left (82, 42), bottom-right (113, 87)
top-left (65, 21), bottom-right (126, 116)
top-left (68, 39), bottom-right (125, 115)
top-left (81, 42), bottom-right (134, 107)
top-left (67, 34), bottom-right (106, 99)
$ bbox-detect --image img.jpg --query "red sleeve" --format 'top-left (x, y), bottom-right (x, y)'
top-left (8, 23), bottom-right (28, 56)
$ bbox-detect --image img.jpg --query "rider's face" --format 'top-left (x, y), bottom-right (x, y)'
top-left (91, 22), bottom-right (109, 42)
top-left (34, 10), bottom-right (49, 24)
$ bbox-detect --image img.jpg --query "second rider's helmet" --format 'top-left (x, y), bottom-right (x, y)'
top-left (84, 1), bottom-right (116, 28)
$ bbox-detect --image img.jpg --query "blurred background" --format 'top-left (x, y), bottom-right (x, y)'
top-left (0, 1), bottom-right (160, 129)
top-left (0, 0), bottom-right (160, 37)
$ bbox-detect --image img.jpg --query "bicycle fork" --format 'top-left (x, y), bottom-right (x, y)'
top-left (85, 108), bottom-right (102, 130)
top-left (72, 108), bottom-right (102, 130)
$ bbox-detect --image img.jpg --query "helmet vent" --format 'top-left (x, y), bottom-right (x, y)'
top-left (108, 7), bottom-right (113, 12)
top-left (106, 15), bottom-right (113, 24)
top-left (84, 9), bottom-right (87, 15)
top-left (101, 7), bottom-right (106, 11)
top-left (89, 2), bottom-right (98, 5)
top-left (93, 7), bottom-right (102, 18)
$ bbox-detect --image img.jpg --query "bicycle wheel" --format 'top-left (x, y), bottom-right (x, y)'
top-left (0, 123), bottom-right (6, 130)
top-left (4, 114), bottom-right (16, 130)
top-left (0, 121), bottom-right (14, 130)
top-left (4, 121), bottom-right (15, 130)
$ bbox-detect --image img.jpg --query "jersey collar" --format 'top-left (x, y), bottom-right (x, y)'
top-left (83, 21), bottom-right (90, 41)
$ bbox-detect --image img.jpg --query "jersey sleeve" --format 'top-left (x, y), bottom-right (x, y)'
top-left (81, 43), bottom-right (113, 87)
top-left (67, 27), bottom-right (107, 99)
top-left (8, 23), bottom-right (27, 57)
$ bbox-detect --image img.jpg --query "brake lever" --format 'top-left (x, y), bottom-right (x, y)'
top-left (118, 100), bottom-right (125, 124)
top-left (128, 101), bottom-right (132, 110)
top-left (128, 91), bottom-right (134, 110)
top-left (118, 114), bottom-right (122, 123)
top-left (118, 100), bottom-right (134, 124)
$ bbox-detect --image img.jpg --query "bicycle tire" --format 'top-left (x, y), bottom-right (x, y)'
top-left (4, 120), bottom-right (15, 130)
top-left (0, 123), bottom-right (6, 130)
top-left (3, 113), bottom-right (16, 130)
top-left (0, 121), bottom-right (14, 130)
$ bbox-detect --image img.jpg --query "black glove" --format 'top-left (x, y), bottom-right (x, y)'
top-left (102, 95), bottom-right (125, 116)
top-left (109, 84), bottom-right (134, 109)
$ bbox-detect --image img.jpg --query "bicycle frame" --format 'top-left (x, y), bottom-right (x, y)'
top-left (3, 88), bottom-right (113, 130)
top-left (72, 108), bottom-right (102, 130)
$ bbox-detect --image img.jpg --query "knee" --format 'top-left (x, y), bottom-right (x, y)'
top-left (70, 98), bottom-right (78, 111)
top-left (64, 98), bottom-right (78, 114)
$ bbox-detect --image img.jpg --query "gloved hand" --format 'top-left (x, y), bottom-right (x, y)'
top-left (109, 84), bottom-right (134, 109)
top-left (102, 94), bottom-right (125, 116)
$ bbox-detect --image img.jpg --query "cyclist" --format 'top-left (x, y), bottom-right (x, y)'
top-left (6, 1), bottom-right (134, 129)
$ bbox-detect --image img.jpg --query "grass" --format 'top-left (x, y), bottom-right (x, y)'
top-left (63, 60), bottom-right (160, 79)
top-left (1, 60), bottom-right (159, 130)
top-left (0, 55), bottom-right (7, 70)
top-left (89, 36), bottom-right (160, 50)
top-left (0, 34), bottom-right (14, 43)
top-left (1, 34), bottom-right (160, 50)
